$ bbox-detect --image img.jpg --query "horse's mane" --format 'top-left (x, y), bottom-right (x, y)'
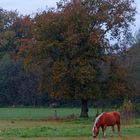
top-left (93, 112), bottom-right (105, 128)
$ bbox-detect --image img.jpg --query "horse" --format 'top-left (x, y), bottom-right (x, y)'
top-left (92, 112), bottom-right (121, 138)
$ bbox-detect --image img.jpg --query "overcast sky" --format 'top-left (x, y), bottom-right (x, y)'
top-left (0, 0), bottom-right (59, 15)
top-left (0, 0), bottom-right (140, 32)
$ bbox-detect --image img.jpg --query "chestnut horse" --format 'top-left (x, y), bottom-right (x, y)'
top-left (92, 112), bottom-right (121, 138)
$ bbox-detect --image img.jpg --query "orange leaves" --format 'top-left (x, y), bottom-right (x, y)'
top-left (63, 1), bottom-right (89, 39)
top-left (95, 2), bottom-right (110, 22)
top-left (34, 11), bottom-right (64, 42)
top-left (14, 16), bottom-right (34, 63)
top-left (89, 28), bottom-right (104, 44)
top-left (15, 0), bottom-right (136, 101)
top-left (76, 65), bottom-right (95, 84)
top-left (51, 61), bottom-right (70, 99)
top-left (52, 61), bottom-right (67, 83)
top-left (108, 80), bottom-right (127, 96)
top-left (13, 16), bottom-right (33, 37)
top-left (74, 58), bottom-right (96, 84)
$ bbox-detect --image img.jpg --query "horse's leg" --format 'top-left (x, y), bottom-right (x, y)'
top-left (101, 126), bottom-right (104, 137)
top-left (117, 124), bottom-right (121, 136)
top-left (103, 126), bottom-right (107, 137)
top-left (111, 126), bottom-right (114, 137)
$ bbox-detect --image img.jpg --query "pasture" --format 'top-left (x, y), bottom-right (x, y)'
top-left (0, 108), bottom-right (139, 140)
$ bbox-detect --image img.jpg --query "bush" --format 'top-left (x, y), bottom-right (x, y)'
top-left (120, 100), bottom-right (134, 124)
top-left (134, 103), bottom-right (140, 116)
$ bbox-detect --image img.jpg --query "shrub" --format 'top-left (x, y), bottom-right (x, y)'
top-left (120, 100), bottom-right (134, 124)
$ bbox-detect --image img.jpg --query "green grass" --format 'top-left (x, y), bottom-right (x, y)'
top-left (0, 108), bottom-right (139, 140)
top-left (0, 121), bottom-right (139, 138)
top-left (0, 107), bottom-right (102, 120)
top-left (0, 137), bottom-right (139, 140)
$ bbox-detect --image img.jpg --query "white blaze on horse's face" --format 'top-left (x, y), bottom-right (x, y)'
top-left (92, 126), bottom-right (98, 138)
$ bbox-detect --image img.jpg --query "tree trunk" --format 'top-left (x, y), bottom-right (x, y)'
top-left (80, 99), bottom-right (89, 118)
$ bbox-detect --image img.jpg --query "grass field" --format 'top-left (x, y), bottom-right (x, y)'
top-left (0, 137), bottom-right (139, 140)
top-left (0, 108), bottom-right (139, 140)
top-left (0, 107), bottom-right (99, 120)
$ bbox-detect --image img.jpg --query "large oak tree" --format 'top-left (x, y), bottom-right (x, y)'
top-left (17, 0), bottom-right (136, 117)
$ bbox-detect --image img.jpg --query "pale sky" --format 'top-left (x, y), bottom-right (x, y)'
top-left (0, 0), bottom-right (59, 15)
top-left (0, 0), bottom-right (140, 32)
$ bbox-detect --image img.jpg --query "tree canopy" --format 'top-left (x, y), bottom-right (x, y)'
top-left (16, 0), bottom-right (136, 117)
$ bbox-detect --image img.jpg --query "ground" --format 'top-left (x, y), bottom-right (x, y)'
top-left (0, 108), bottom-right (139, 140)
top-left (0, 136), bottom-right (139, 140)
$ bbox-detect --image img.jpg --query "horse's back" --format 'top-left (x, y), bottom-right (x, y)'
top-left (113, 111), bottom-right (120, 116)
top-left (102, 112), bottom-right (120, 125)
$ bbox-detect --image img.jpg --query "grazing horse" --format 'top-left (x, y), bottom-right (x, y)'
top-left (92, 112), bottom-right (121, 138)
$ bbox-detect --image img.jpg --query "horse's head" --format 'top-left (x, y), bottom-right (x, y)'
top-left (92, 126), bottom-right (99, 138)
top-left (92, 112), bottom-right (104, 138)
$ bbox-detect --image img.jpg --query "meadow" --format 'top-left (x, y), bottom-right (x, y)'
top-left (0, 108), bottom-right (139, 140)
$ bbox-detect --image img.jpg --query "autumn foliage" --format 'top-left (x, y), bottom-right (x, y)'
top-left (16, 0), bottom-right (136, 117)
